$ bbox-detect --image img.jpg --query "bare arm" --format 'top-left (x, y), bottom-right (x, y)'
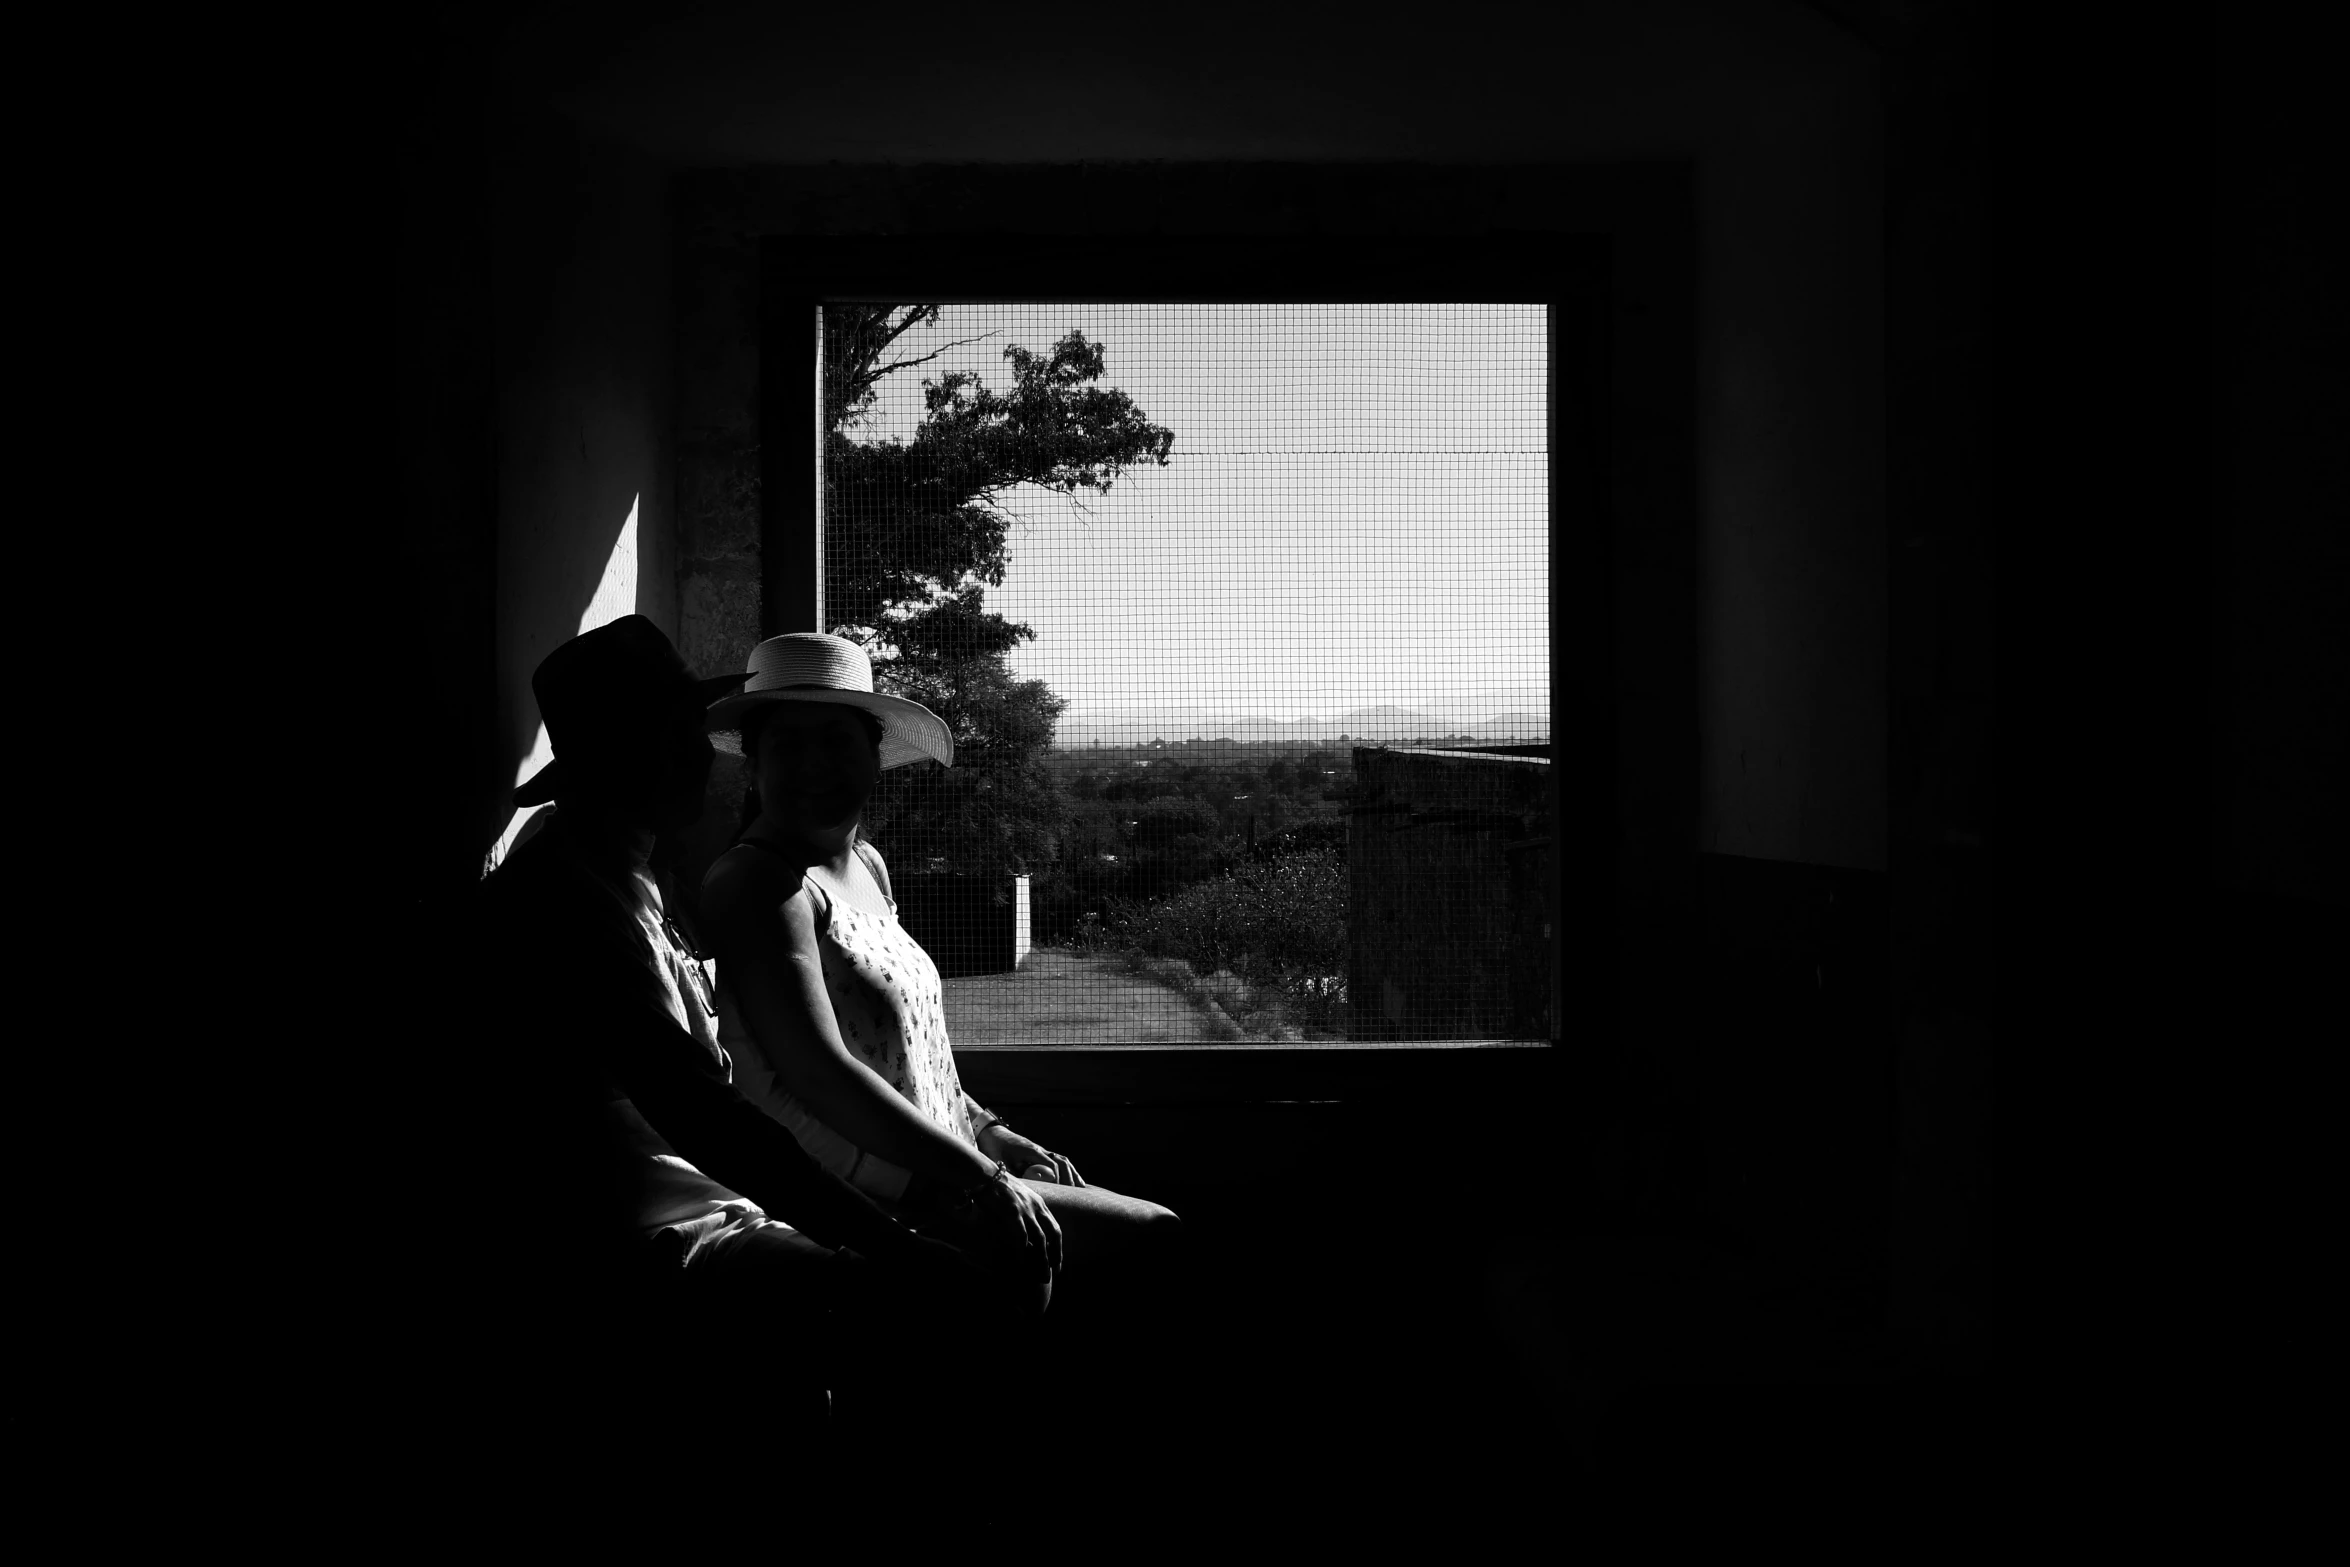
top-left (702, 849), bottom-right (997, 1192)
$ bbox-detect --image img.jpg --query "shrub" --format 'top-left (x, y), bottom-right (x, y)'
top-left (1246, 816), bottom-right (1348, 864)
top-left (1101, 847), bottom-right (1349, 1035)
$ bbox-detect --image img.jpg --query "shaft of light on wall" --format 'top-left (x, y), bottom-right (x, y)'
top-left (483, 495), bottom-right (641, 876)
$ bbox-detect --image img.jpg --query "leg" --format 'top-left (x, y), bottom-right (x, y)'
top-left (1023, 1180), bottom-right (1188, 1342)
top-left (1022, 1179), bottom-right (1182, 1276)
top-left (1013, 1182), bottom-right (1205, 1449)
top-left (661, 1215), bottom-right (842, 1438)
top-left (690, 1212), bottom-right (1060, 1440)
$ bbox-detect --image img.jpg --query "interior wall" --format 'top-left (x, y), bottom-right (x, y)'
top-left (1696, 100), bottom-right (1886, 871)
top-left (483, 103), bottom-right (681, 857)
top-left (2214, 15), bottom-right (2346, 911)
top-left (393, 25), bottom-right (500, 906)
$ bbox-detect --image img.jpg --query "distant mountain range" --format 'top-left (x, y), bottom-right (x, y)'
top-left (1052, 702), bottom-right (1549, 747)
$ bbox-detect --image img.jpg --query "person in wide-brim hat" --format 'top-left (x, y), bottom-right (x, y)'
top-left (703, 631), bottom-right (954, 772)
top-left (515, 613), bottom-right (752, 816)
top-left (698, 632), bottom-right (1185, 1363)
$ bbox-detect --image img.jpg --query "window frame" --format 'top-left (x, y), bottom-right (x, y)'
top-left (760, 230), bottom-right (1612, 1103)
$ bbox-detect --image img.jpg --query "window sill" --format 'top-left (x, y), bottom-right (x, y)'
top-left (953, 1039), bottom-right (1556, 1107)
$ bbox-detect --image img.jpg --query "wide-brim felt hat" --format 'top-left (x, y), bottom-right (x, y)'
top-left (515, 615), bottom-right (749, 807)
top-left (706, 633), bottom-right (954, 771)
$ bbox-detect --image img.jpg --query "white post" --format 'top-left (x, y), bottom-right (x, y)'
top-left (1011, 875), bottom-right (1031, 969)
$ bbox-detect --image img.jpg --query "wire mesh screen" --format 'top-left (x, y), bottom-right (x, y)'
top-left (814, 303), bottom-right (1550, 1043)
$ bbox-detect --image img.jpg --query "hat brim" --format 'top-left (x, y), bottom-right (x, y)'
top-left (516, 673), bottom-right (749, 806)
top-left (705, 687), bottom-right (954, 770)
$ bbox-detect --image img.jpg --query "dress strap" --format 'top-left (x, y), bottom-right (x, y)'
top-left (851, 839), bottom-right (896, 911)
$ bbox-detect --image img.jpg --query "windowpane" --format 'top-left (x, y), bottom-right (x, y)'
top-left (810, 303), bottom-right (1551, 1043)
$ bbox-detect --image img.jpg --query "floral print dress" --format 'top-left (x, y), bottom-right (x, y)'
top-left (716, 840), bottom-right (991, 1206)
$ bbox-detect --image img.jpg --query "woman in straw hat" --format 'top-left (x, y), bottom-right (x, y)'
top-left (700, 634), bottom-right (1183, 1312)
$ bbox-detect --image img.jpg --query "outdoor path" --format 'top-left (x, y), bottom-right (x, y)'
top-left (943, 947), bottom-right (1223, 1045)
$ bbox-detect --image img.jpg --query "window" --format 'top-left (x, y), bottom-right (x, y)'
top-left (762, 236), bottom-right (1598, 1057)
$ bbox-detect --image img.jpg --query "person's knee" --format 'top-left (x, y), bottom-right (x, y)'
top-left (1000, 1273), bottom-right (1053, 1324)
top-left (1140, 1200), bottom-right (1183, 1248)
top-left (950, 1253), bottom-right (1050, 1327)
top-left (1089, 1199), bottom-right (1184, 1286)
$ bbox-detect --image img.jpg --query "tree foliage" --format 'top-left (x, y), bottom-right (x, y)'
top-left (823, 306), bottom-right (1175, 638)
top-left (822, 306), bottom-right (1174, 879)
top-left (860, 587), bottom-right (1069, 878)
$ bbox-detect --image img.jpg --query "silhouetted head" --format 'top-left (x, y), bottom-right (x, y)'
top-left (517, 615), bottom-right (743, 835)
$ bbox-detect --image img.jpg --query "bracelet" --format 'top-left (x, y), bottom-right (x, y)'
top-left (939, 1158), bottom-right (1011, 1213)
top-left (973, 1114), bottom-right (1008, 1138)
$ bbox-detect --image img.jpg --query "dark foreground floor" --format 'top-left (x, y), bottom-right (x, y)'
top-left (812, 1180), bottom-right (1992, 1518)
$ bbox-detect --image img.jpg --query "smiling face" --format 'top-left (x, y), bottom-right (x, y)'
top-left (749, 701), bottom-right (884, 836)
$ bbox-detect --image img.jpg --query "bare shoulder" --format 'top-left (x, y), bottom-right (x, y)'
top-left (701, 844), bottom-right (820, 941)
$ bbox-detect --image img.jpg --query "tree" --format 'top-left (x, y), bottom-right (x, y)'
top-left (860, 586), bottom-right (1068, 879)
top-left (1124, 794), bottom-right (1227, 898)
top-left (824, 306), bottom-right (1175, 880)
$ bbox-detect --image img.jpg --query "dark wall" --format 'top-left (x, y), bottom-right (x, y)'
top-left (1946, 5), bottom-right (2347, 1392)
top-left (384, 11), bottom-right (691, 897)
top-left (2202, 8), bottom-right (2344, 1385)
top-left (1875, 0), bottom-right (1991, 1371)
top-left (478, 105), bottom-right (681, 872)
top-left (2214, 16), bottom-right (2346, 909)
top-left (392, 20), bottom-right (500, 911)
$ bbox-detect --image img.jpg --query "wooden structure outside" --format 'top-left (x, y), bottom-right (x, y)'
top-left (1348, 747), bottom-right (1555, 1040)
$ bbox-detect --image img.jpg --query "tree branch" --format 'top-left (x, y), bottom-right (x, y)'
top-left (867, 305), bottom-right (940, 358)
top-left (871, 330), bottom-right (1003, 382)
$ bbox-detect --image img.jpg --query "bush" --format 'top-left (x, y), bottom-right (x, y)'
top-left (1098, 847), bottom-right (1349, 1036)
top-left (1246, 816), bottom-right (1348, 864)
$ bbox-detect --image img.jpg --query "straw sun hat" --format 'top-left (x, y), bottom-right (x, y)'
top-left (705, 632), bottom-right (954, 770)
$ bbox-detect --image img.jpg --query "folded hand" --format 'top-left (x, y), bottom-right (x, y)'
top-left (978, 1124), bottom-right (1085, 1188)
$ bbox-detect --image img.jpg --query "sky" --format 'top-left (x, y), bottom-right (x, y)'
top-left (833, 303), bottom-right (1549, 732)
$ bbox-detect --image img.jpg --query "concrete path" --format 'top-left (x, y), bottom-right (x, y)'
top-left (942, 947), bottom-right (1225, 1045)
